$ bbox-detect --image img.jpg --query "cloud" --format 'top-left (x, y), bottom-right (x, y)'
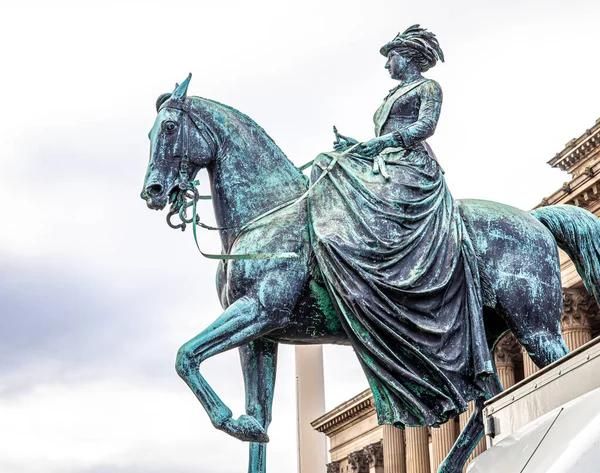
top-left (0, 245), bottom-right (230, 394)
top-left (0, 381), bottom-right (267, 473)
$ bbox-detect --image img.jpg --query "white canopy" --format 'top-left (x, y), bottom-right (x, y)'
top-left (468, 387), bottom-right (600, 472)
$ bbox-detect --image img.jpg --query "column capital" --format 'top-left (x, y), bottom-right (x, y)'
top-left (562, 287), bottom-right (598, 329)
top-left (363, 441), bottom-right (384, 468)
top-left (348, 450), bottom-right (369, 473)
top-left (494, 333), bottom-right (521, 365)
top-left (327, 461), bottom-right (341, 473)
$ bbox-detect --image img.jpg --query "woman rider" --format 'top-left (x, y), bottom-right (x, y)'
top-left (309, 25), bottom-right (494, 428)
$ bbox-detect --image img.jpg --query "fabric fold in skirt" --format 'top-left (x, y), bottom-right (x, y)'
top-left (309, 145), bottom-right (494, 428)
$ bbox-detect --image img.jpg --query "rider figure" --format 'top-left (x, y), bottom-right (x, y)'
top-left (310, 25), bottom-right (493, 429)
top-left (334, 24), bottom-right (443, 172)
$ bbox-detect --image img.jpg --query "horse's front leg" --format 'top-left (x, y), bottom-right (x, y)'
top-left (175, 296), bottom-right (289, 443)
top-left (240, 338), bottom-right (278, 473)
top-left (437, 374), bottom-right (503, 473)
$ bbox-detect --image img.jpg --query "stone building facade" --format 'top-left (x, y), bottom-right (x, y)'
top-left (312, 118), bottom-right (600, 473)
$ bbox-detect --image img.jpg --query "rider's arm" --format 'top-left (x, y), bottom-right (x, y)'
top-left (392, 80), bottom-right (443, 149)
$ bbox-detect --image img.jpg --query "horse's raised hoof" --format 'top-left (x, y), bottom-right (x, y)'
top-left (222, 414), bottom-right (270, 443)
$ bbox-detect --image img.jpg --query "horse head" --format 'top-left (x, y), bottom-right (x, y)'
top-left (141, 74), bottom-right (216, 212)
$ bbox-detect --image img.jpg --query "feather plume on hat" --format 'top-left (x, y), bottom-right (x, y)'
top-left (380, 25), bottom-right (445, 72)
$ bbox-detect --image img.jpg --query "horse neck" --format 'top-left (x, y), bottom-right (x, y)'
top-left (194, 99), bottom-right (307, 250)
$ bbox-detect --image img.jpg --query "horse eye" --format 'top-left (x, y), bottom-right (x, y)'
top-left (163, 121), bottom-right (177, 133)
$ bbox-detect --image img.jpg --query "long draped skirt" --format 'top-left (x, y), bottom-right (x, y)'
top-left (309, 145), bottom-right (494, 427)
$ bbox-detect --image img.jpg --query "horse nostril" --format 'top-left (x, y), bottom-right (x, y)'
top-left (146, 184), bottom-right (163, 197)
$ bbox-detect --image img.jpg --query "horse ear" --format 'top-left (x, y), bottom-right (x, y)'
top-left (172, 73), bottom-right (192, 100)
top-left (156, 93), bottom-right (172, 111)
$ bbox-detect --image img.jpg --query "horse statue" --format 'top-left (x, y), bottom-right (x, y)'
top-left (140, 74), bottom-right (600, 473)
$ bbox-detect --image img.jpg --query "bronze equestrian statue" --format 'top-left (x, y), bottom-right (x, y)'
top-left (140, 25), bottom-right (600, 473)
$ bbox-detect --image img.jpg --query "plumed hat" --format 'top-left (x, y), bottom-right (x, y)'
top-left (380, 25), bottom-right (445, 72)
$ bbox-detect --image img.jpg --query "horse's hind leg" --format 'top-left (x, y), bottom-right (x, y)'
top-left (175, 296), bottom-right (289, 443)
top-left (519, 326), bottom-right (569, 369)
top-left (500, 300), bottom-right (569, 369)
top-left (240, 338), bottom-right (278, 473)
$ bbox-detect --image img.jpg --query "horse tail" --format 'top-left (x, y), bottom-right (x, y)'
top-left (530, 204), bottom-right (600, 304)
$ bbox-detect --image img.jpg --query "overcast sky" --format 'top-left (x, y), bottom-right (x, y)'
top-left (2, 1), bottom-right (600, 472)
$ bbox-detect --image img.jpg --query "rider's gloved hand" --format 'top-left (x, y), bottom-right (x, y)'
top-left (353, 134), bottom-right (396, 157)
top-left (333, 133), bottom-right (359, 151)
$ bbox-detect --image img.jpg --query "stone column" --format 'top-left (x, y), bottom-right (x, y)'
top-left (364, 441), bottom-right (384, 473)
top-left (295, 345), bottom-right (327, 473)
top-left (561, 287), bottom-right (597, 351)
top-left (522, 349), bottom-right (539, 378)
top-left (458, 403), bottom-right (486, 472)
top-left (404, 427), bottom-right (430, 473)
top-left (430, 421), bottom-right (457, 472)
top-left (494, 333), bottom-right (521, 390)
top-left (383, 425), bottom-right (406, 473)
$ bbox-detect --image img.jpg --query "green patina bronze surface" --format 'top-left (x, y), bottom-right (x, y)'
top-left (140, 25), bottom-right (600, 473)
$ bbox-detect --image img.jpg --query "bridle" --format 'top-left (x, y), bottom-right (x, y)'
top-left (157, 101), bottom-right (303, 260)
top-left (160, 102), bottom-right (219, 233)
top-left (154, 99), bottom-right (359, 261)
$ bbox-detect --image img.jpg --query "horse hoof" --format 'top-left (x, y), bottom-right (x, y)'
top-left (223, 415), bottom-right (270, 443)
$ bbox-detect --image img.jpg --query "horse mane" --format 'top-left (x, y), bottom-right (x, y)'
top-left (190, 95), bottom-right (303, 176)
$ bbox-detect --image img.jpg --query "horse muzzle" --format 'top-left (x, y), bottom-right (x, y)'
top-left (142, 180), bottom-right (184, 211)
top-left (141, 181), bottom-right (167, 210)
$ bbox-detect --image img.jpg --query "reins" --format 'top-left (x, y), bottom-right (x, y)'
top-left (161, 101), bottom-right (358, 261)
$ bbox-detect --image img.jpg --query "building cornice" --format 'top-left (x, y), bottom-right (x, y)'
top-left (537, 160), bottom-right (600, 210)
top-left (548, 118), bottom-right (600, 175)
top-left (311, 389), bottom-right (375, 436)
top-left (537, 119), bottom-right (600, 210)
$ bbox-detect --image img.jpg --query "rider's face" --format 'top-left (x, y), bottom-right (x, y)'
top-left (385, 50), bottom-right (409, 80)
